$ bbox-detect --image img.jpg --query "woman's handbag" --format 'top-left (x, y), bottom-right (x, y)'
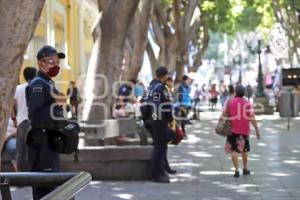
top-left (215, 99), bottom-right (232, 137)
top-left (215, 119), bottom-right (231, 137)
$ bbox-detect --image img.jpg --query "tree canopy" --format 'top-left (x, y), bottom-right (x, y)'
top-left (205, 0), bottom-right (274, 34)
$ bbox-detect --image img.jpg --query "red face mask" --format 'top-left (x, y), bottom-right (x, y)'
top-left (47, 66), bottom-right (60, 77)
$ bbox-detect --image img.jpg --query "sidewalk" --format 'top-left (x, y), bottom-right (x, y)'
top-left (10, 117), bottom-right (300, 200)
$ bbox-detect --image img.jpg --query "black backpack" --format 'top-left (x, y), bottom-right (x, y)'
top-left (48, 121), bottom-right (80, 154)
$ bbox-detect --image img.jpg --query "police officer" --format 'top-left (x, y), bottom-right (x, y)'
top-left (26, 45), bottom-right (66, 200)
top-left (143, 66), bottom-right (173, 183)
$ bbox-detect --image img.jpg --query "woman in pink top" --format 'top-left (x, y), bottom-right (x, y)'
top-left (219, 85), bottom-right (260, 178)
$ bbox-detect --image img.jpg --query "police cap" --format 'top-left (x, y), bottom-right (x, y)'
top-left (37, 45), bottom-right (65, 60)
top-left (156, 66), bottom-right (168, 78)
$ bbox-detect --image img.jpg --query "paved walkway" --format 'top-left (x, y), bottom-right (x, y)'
top-left (10, 115), bottom-right (300, 200)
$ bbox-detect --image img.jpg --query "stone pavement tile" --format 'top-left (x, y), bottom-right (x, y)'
top-left (280, 180), bottom-right (300, 189)
top-left (287, 189), bottom-right (300, 198)
top-left (261, 198), bottom-right (295, 200)
top-left (75, 181), bottom-right (111, 200)
top-left (226, 192), bottom-right (262, 200)
top-left (256, 185), bottom-right (287, 192)
top-left (87, 183), bottom-right (226, 200)
top-left (77, 182), bottom-right (172, 200)
top-left (259, 192), bottom-right (294, 200)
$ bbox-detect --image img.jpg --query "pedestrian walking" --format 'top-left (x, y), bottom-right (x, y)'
top-left (219, 80), bottom-right (228, 107)
top-left (26, 45), bottom-right (67, 199)
top-left (13, 66), bottom-right (36, 171)
top-left (177, 75), bottom-right (192, 134)
top-left (67, 81), bottom-right (80, 119)
top-left (192, 84), bottom-right (202, 119)
top-left (246, 84), bottom-right (253, 101)
top-left (218, 85), bottom-right (260, 178)
top-left (208, 84), bottom-right (219, 111)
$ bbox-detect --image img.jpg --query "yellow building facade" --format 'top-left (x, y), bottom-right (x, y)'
top-left (22, 0), bottom-right (98, 93)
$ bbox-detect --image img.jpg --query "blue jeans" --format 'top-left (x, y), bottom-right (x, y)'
top-left (4, 137), bottom-right (17, 162)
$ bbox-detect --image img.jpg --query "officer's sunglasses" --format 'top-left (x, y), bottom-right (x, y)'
top-left (43, 58), bottom-right (60, 65)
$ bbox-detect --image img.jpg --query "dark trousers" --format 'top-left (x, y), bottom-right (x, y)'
top-left (16, 120), bottom-right (30, 171)
top-left (70, 99), bottom-right (79, 118)
top-left (180, 106), bottom-right (190, 134)
top-left (164, 128), bottom-right (176, 172)
top-left (147, 120), bottom-right (169, 178)
top-left (27, 130), bottom-right (59, 200)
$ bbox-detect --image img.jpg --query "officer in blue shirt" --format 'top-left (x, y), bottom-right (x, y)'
top-left (142, 66), bottom-right (173, 183)
top-left (26, 45), bottom-right (66, 200)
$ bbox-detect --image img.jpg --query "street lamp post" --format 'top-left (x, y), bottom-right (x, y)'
top-left (238, 55), bottom-right (242, 84)
top-left (232, 55), bottom-right (242, 84)
top-left (256, 39), bottom-right (265, 97)
top-left (245, 35), bottom-right (273, 114)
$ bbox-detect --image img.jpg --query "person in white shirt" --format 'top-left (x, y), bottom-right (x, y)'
top-left (13, 67), bottom-right (36, 171)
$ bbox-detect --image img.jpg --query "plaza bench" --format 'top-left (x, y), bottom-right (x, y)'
top-left (1, 145), bottom-right (153, 180)
top-left (79, 119), bottom-right (150, 146)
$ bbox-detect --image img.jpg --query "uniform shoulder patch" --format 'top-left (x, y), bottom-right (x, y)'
top-left (32, 84), bottom-right (43, 93)
top-left (153, 92), bottom-right (161, 101)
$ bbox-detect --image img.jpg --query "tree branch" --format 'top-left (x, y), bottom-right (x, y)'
top-left (173, 0), bottom-right (182, 37)
top-left (146, 40), bottom-right (159, 78)
top-left (123, 0), bottom-right (153, 80)
top-left (154, 0), bottom-right (172, 36)
top-left (193, 22), bottom-right (209, 70)
top-left (150, 11), bottom-right (165, 48)
top-left (183, 0), bottom-right (198, 33)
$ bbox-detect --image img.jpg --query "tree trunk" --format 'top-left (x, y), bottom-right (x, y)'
top-left (123, 0), bottom-right (152, 81)
top-left (146, 40), bottom-right (158, 78)
top-left (157, 34), bottom-right (178, 72)
top-left (84, 0), bottom-right (139, 122)
top-left (175, 56), bottom-right (185, 83)
top-left (0, 0), bottom-right (45, 170)
top-left (150, 0), bottom-right (201, 75)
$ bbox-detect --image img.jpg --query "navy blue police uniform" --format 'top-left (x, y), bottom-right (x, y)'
top-left (26, 71), bottom-right (64, 200)
top-left (143, 79), bottom-right (173, 182)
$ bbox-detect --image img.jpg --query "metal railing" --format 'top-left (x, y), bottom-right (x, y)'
top-left (0, 172), bottom-right (92, 200)
top-left (42, 172), bottom-right (91, 200)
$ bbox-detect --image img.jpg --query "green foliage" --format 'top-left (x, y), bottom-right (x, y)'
top-left (201, 1), bottom-right (216, 11)
top-left (204, 0), bottom-right (236, 35)
top-left (204, 32), bottom-right (222, 61)
top-left (161, 0), bottom-right (174, 6)
top-left (236, 6), bottom-right (262, 32)
top-left (204, 31), bottom-right (233, 64)
top-left (158, 0), bottom-right (275, 35)
top-left (204, 0), bottom-right (275, 35)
